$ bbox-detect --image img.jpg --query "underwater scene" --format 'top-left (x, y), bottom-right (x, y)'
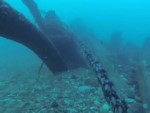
top-left (0, 0), bottom-right (150, 113)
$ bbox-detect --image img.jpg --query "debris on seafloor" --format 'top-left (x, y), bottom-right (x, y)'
top-left (0, 68), bottom-right (106, 113)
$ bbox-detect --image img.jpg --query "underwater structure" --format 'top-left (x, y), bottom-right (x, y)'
top-left (0, 0), bottom-right (86, 73)
top-left (22, 0), bottom-right (86, 69)
top-left (0, 1), bottom-right (68, 73)
top-left (3, 1), bottom-right (148, 113)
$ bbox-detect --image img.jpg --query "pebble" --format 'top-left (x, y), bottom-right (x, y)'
top-left (51, 101), bottom-right (59, 108)
top-left (100, 103), bottom-right (110, 113)
top-left (126, 98), bottom-right (136, 104)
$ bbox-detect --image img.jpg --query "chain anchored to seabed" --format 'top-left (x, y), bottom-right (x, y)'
top-left (79, 41), bottom-right (128, 113)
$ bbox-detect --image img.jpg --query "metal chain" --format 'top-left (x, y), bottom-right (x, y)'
top-left (80, 42), bottom-right (128, 113)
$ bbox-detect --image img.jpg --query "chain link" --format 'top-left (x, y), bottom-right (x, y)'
top-left (80, 42), bottom-right (128, 113)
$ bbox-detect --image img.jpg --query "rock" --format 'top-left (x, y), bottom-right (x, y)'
top-left (128, 103), bottom-right (145, 113)
top-left (71, 75), bottom-right (78, 80)
top-left (84, 78), bottom-right (99, 87)
top-left (143, 104), bottom-right (149, 109)
top-left (78, 85), bottom-right (94, 93)
top-left (100, 103), bottom-right (110, 113)
top-left (126, 98), bottom-right (136, 104)
top-left (51, 101), bottom-right (59, 108)
top-left (126, 88), bottom-right (136, 98)
top-left (94, 100), bottom-right (100, 106)
top-left (66, 108), bottom-right (77, 113)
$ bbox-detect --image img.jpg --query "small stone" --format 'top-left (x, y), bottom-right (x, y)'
top-left (51, 101), bottom-right (59, 108)
top-left (143, 103), bottom-right (149, 110)
top-left (102, 103), bottom-right (110, 110)
top-left (100, 103), bottom-right (110, 113)
top-left (78, 85), bottom-right (94, 92)
top-left (126, 98), bottom-right (136, 104)
top-left (71, 75), bottom-right (78, 80)
top-left (84, 78), bottom-right (99, 87)
top-left (128, 103), bottom-right (145, 113)
top-left (94, 100), bottom-right (100, 106)
top-left (126, 88), bottom-right (136, 98)
top-left (66, 108), bottom-right (77, 113)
